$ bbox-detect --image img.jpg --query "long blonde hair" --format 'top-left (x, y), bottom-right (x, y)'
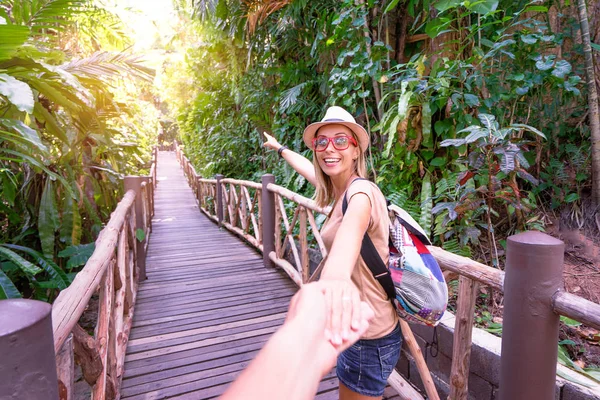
top-left (313, 131), bottom-right (368, 208)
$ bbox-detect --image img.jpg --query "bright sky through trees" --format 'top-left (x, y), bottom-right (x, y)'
top-left (104, 0), bottom-right (176, 51)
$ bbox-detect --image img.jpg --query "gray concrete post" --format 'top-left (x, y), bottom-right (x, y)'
top-left (261, 174), bottom-right (276, 268)
top-left (216, 174), bottom-right (224, 225)
top-left (124, 176), bottom-right (150, 281)
top-left (499, 231), bottom-right (564, 400)
top-left (0, 299), bottom-right (59, 399)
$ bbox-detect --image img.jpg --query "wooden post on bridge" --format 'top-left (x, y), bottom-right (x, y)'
top-left (0, 299), bottom-right (59, 399)
top-left (216, 174), bottom-right (224, 226)
top-left (124, 176), bottom-right (149, 281)
top-left (261, 174), bottom-right (276, 268)
top-left (499, 231), bottom-right (564, 400)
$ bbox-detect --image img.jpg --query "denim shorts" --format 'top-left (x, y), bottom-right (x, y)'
top-left (336, 323), bottom-right (402, 397)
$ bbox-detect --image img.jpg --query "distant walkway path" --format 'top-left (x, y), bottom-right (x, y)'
top-left (120, 151), bottom-right (400, 399)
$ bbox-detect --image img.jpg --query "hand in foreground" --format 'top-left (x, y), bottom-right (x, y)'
top-left (220, 282), bottom-right (373, 400)
top-left (262, 131), bottom-right (281, 151)
top-left (286, 282), bottom-right (374, 373)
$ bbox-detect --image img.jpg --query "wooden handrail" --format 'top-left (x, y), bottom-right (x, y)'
top-left (222, 177), bottom-right (262, 190)
top-left (266, 182), bottom-right (330, 215)
top-left (553, 290), bottom-right (600, 330)
top-left (50, 147), bottom-right (158, 399)
top-left (429, 246), bottom-right (504, 291)
top-left (52, 189), bottom-right (136, 352)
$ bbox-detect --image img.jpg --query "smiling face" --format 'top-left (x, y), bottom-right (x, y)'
top-left (313, 124), bottom-right (360, 181)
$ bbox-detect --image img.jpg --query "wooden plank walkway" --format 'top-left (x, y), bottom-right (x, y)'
top-left (121, 151), bottom-right (401, 399)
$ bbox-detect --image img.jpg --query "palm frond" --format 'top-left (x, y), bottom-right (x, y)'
top-left (279, 82), bottom-right (309, 111)
top-left (28, 0), bottom-right (89, 33)
top-left (0, 25), bottom-right (31, 61)
top-left (193, 0), bottom-right (220, 21)
top-left (60, 51), bottom-right (155, 82)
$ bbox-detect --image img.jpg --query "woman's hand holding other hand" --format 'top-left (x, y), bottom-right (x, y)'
top-left (320, 279), bottom-right (368, 347)
top-left (286, 281), bottom-right (373, 375)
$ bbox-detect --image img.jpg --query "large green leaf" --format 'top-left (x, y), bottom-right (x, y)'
top-left (466, 0), bottom-right (499, 14)
top-left (477, 113), bottom-right (496, 130)
top-left (0, 118), bottom-right (48, 152)
top-left (41, 62), bottom-right (95, 108)
top-left (0, 148), bottom-right (75, 198)
top-left (434, 0), bottom-right (462, 13)
top-left (2, 244), bottom-right (70, 289)
top-left (0, 269), bottom-right (22, 299)
top-left (28, 79), bottom-right (84, 113)
top-left (58, 243), bottom-right (95, 270)
top-left (552, 60), bottom-right (572, 79)
top-left (60, 192), bottom-right (82, 246)
top-left (383, 82), bottom-right (411, 158)
top-left (509, 123), bottom-right (547, 139)
top-left (0, 246), bottom-right (42, 275)
top-left (32, 102), bottom-right (69, 144)
top-left (0, 170), bottom-right (17, 206)
top-left (38, 179), bottom-right (60, 257)
top-left (0, 25), bottom-right (30, 60)
top-left (383, 0), bottom-right (403, 13)
top-left (0, 73), bottom-right (34, 113)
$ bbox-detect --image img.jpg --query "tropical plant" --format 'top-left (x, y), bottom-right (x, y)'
top-left (0, 0), bottom-right (156, 298)
top-left (437, 113), bottom-right (545, 266)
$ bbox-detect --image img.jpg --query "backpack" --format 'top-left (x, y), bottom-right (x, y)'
top-left (342, 180), bottom-right (448, 326)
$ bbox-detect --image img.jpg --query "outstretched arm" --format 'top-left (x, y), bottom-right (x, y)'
top-left (263, 132), bottom-right (317, 186)
top-left (220, 281), bottom-right (373, 400)
top-left (320, 192), bottom-right (372, 345)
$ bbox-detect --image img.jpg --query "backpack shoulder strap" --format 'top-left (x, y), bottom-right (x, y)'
top-left (342, 180), bottom-right (396, 302)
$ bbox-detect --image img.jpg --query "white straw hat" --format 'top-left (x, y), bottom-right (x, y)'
top-left (303, 106), bottom-right (369, 152)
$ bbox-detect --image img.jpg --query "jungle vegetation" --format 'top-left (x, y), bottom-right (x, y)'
top-left (168, 0), bottom-right (598, 266)
top-left (0, 0), bottom-right (157, 300)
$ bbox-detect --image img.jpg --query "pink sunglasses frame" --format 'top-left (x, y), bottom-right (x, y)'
top-left (311, 135), bottom-right (358, 152)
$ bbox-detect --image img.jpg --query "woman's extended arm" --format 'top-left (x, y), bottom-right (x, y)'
top-left (263, 132), bottom-right (317, 186)
top-left (320, 192), bottom-right (372, 345)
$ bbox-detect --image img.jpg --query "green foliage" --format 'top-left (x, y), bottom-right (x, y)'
top-left (0, 0), bottom-right (157, 299)
top-left (164, 0), bottom-right (590, 267)
top-left (58, 243), bottom-right (95, 271)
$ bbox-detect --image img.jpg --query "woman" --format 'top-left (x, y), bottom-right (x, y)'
top-left (263, 106), bottom-right (401, 400)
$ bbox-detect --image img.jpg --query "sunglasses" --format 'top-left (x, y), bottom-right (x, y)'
top-left (312, 135), bottom-right (358, 152)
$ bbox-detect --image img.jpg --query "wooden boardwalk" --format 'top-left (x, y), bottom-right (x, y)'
top-left (121, 151), bottom-right (401, 399)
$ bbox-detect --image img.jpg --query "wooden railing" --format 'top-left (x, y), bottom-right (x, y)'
top-left (175, 143), bottom-right (600, 400)
top-left (176, 143), bottom-right (331, 287)
top-left (51, 148), bottom-right (157, 399)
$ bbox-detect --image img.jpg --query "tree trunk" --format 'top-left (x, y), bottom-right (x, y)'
top-left (357, 0), bottom-right (383, 121)
top-left (395, 1), bottom-right (409, 64)
top-left (578, 0), bottom-right (600, 204)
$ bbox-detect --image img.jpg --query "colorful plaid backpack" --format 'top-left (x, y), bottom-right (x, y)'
top-left (343, 181), bottom-right (448, 326)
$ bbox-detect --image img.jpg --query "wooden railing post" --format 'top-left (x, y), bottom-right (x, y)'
top-left (0, 299), bottom-right (59, 399)
top-left (448, 276), bottom-right (479, 399)
top-left (499, 231), bottom-right (564, 400)
top-left (123, 176), bottom-right (150, 281)
top-left (216, 174), bottom-right (224, 225)
top-left (261, 174), bottom-right (276, 268)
